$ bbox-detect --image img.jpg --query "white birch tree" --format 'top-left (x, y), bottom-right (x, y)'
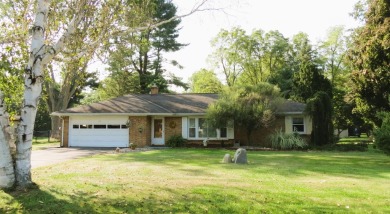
top-left (0, 0), bottom-right (212, 189)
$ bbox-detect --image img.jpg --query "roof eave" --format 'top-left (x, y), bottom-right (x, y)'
top-left (50, 112), bottom-right (207, 117)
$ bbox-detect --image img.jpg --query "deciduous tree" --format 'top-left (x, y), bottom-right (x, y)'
top-left (207, 83), bottom-right (281, 145)
top-left (189, 69), bottom-right (223, 93)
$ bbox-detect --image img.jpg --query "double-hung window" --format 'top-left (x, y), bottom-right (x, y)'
top-left (292, 117), bottom-right (305, 133)
top-left (189, 118), bottom-right (196, 138)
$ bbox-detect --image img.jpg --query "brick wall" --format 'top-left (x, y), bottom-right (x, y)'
top-left (164, 117), bottom-right (182, 144)
top-left (234, 116), bottom-right (285, 147)
top-left (186, 139), bottom-right (234, 148)
top-left (129, 116), bottom-right (151, 147)
top-left (62, 116), bottom-right (69, 147)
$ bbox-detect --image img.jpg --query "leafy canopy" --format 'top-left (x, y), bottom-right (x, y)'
top-left (207, 83), bottom-right (282, 145)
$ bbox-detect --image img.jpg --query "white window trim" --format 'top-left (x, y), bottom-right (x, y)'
top-left (292, 117), bottom-right (305, 134)
top-left (187, 117), bottom-right (230, 140)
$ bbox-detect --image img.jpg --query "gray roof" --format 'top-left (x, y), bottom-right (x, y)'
top-left (52, 93), bottom-right (305, 116)
top-left (276, 100), bottom-right (306, 114)
top-left (53, 94), bottom-right (219, 115)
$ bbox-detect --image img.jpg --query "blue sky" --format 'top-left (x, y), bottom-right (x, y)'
top-left (166, 0), bottom-right (361, 88)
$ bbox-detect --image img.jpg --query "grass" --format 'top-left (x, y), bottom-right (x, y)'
top-left (338, 134), bottom-right (372, 144)
top-left (1, 149), bottom-right (389, 213)
top-left (32, 137), bottom-right (60, 150)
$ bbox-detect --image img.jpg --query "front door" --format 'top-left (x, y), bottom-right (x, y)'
top-left (152, 118), bottom-right (164, 145)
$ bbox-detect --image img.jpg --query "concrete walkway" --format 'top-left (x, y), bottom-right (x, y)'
top-left (31, 147), bottom-right (112, 168)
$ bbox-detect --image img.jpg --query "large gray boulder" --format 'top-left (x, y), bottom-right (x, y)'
top-left (222, 154), bottom-right (232, 163)
top-left (233, 148), bottom-right (247, 164)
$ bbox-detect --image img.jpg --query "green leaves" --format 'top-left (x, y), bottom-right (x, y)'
top-left (189, 69), bottom-right (223, 93)
top-left (347, 0), bottom-right (390, 125)
top-left (207, 83), bottom-right (281, 145)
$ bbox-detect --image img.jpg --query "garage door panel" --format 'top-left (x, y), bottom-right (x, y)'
top-left (69, 116), bottom-right (129, 147)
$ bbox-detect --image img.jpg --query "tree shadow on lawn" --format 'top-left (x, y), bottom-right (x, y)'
top-left (96, 149), bottom-right (390, 180)
top-left (2, 185), bottom-right (198, 213)
top-left (1, 186), bottom-right (99, 213)
top-left (1, 183), bottom-right (331, 213)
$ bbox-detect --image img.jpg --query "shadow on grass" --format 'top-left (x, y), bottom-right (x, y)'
top-left (1, 183), bottom-right (357, 213)
top-left (96, 148), bottom-right (390, 180)
top-left (0, 184), bottom-right (282, 213)
top-left (2, 186), bottom-right (97, 213)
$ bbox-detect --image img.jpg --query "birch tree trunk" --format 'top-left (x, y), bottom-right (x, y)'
top-left (0, 92), bottom-right (16, 189)
top-left (15, 0), bottom-right (50, 187)
top-left (14, 0), bottom-right (85, 186)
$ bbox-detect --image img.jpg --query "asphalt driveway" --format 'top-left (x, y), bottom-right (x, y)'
top-left (31, 147), bottom-right (112, 168)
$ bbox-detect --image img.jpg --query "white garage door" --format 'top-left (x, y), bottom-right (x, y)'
top-left (69, 116), bottom-right (129, 147)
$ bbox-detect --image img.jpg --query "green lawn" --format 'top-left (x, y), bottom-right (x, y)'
top-left (1, 149), bottom-right (389, 213)
top-left (32, 137), bottom-right (60, 150)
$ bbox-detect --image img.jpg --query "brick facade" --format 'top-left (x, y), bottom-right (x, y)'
top-left (128, 116), bottom-right (151, 147)
top-left (164, 117), bottom-right (182, 144)
top-left (234, 116), bottom-right (285, 147)
top-left (61, 116), bottom-right (69, 147)
top-left (186, 139), bottom-right (235, 148)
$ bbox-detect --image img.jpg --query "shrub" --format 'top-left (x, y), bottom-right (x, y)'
top-left (269, 129), bottom-right (308, 150)
top-left (374, 112), bottom-right (390, 155)
top-left (166, 134), bottom-right (187, 147)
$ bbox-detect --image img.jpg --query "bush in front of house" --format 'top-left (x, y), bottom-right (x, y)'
top-left (269, 129), bottom-right (308, 150)
top-left (374, 112), bottom-right (390, 155)
top-left (167, 134), bottom-right (187, 147)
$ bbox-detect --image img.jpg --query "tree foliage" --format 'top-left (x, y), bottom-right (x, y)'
top-left (107, 0), bottom-right (186, 93)
top-left (291, 33), bottom-right (332, 102)
top-left (306, 91), bottom-right (334, 146)
top-left (189, 69), bottom-right (223, 93)
top-left (207, 83), bottom-right (282, 145)
top-left (347, 0), bottom-right (390, 125)
top-left (209, 27), bottom-right (246, 87)
top-left (374, 111), bottom-right (390, 155)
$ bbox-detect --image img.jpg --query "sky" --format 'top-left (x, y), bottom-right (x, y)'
top-left (165, 0), bottom-right (361, 88)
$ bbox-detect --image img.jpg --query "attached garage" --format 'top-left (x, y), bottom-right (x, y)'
top-left (68, 115), bottom-right (129, 147)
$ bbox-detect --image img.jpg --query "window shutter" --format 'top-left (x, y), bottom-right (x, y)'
top-left (181, 117), bottom-right (188, 138)
top-left (304, 116), bottom-right (312, 134)
top-left (285, 116), bottom-right (293, 134)
top-left (227, 120), bottom-right (234, 139)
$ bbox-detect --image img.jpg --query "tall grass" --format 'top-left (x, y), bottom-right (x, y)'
top-left (269, 129), bottom-right (307, 150)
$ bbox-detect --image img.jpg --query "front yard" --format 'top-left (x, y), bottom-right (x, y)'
top-left (1, 149), bottom-right (389, 213)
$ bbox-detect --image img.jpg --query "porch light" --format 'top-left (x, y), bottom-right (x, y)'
top-left (138, 127), bottom-right (143, 133)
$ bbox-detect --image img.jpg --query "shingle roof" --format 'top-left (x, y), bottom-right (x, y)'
top-left (53, 94), bottom-right (219, 115)
top-left (276, 100), bottom-right (307, 114)
top-left (52, 93), bottom-right (305, 116)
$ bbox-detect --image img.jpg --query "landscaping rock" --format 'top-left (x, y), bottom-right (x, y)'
top-left (233, 148), bottom-right (247, 164)
top-left (222, 154), bottom-right (232, 163)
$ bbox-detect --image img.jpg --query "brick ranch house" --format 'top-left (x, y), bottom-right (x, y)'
top-left (52, 87), bottom-right (312, 148)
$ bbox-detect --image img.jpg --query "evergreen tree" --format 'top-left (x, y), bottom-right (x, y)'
top-left (347, 0), bottom-right (390, 126)
top-left (306, 92), bottom-right (334, 146)
top-left (291, 33), bottom-right (332, 102)
top-left (108, 0), bottom-right (186, 93)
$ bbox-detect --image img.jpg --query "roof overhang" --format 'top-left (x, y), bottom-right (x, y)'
top-left (51, 112), bottom-right (207, 117)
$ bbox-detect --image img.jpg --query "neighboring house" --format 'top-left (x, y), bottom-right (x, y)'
top-left (52, 86), bottom-right (312, 148)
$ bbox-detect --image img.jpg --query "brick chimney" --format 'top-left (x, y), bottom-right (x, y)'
top-left (150, 84), bottom-right (159, 95)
